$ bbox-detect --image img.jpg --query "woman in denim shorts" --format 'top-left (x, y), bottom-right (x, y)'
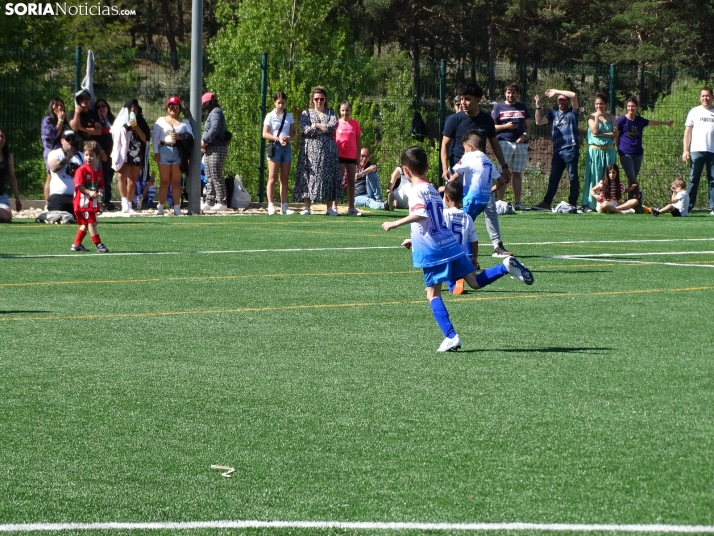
top-left (262, 91), bottom-right (296, 215)
top-left (152, 96), bottom-right (193, 215)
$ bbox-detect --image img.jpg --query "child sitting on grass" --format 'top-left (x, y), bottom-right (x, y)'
top-left (443, 180), bottom-right (479, 295)
top-left (652, 178), bottom-right (689, 217)
top-left (72, 141), bottom-right (109, 253)
top-left (589, 164), bottom-right (640, 214)
top-left (382, 146), bottom-right (533, 353)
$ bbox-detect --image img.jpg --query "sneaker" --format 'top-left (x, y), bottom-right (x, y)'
top-left (212, 203), bottom-right (228, 212)
top-left (651, 207), bottom-right (660, 217)
top-left (71, 244), bottom-right (88, 252)
top-left (506, 202), bottom-right (516, 215)
top-left (710, 210), bottom-right (714, 216)
top-left (347, 208), bottom-right (363, 216)
top-left (267, 203), bottom-right (276, 215)
top-left (281, 203), bottom-right (295, 215)
top-left (531, 202), bottom-right (550, 211)
top-left (121, 199), bottom-right (130, 213)
top-left (492, 242), bottom-right (513, 258)
top-left (437, 334), bottom-right (462, 353)
top-left (581, 205), bottom-right (592, 213)
top-left (200, 200), bottom-right (212, 211)
top-left (173, 205), bottom-right (182, 216)
top-left (326, 207), bottom-right (339, 217)
top-left (387, 191), bottom-right (395, 211)
top-left (621, 208), bottom-right (636, 214)
top-left (300, 207), bottom-right (312, 215)
top-left (126, 206), bottom-right (137, 214)
top-left (452, 278), bottom-right (465, 295)
top-left (104, 202), bottom-right (118, 212)
top-left (503, 256), bottom-right (534, 285)
top-left (513, 202), bottom-right (526, 211)
top-left (96, 243), bottom-right (109, 253)
top-left (155, 205), bottom-right (164, 215)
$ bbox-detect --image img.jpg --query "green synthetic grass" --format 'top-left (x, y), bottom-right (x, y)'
top-left (1, 210), bottom-right (713, 535)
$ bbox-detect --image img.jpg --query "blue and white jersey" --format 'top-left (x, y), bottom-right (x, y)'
top-left (408, 180), bottom-right (465, 268)
top-left (443, 206), bottom-right (477, 258)
top-left (452, 150), bottom-right (500, 205)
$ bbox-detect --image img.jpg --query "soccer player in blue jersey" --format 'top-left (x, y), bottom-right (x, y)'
top-left (382, 146), bottom-right (534, 352)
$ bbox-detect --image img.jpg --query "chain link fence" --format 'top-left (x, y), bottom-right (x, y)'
top-left (1, 48), bottom-right (711, 207)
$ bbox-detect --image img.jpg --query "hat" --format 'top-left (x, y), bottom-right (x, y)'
top-left (61, 129), bottom-right (76, 139)
top-left (75, 90), bottom-right (91, 103)
top-left (167, 96), bottom-right (181, 106)
top-left (201, 92), bottom-right (216, 106)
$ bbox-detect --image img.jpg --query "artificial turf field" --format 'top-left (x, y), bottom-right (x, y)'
top-left (0, 208), bottom-right (713, 536)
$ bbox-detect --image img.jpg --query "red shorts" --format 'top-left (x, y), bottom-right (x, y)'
top-left (75, 211), bottom-right (98, 225)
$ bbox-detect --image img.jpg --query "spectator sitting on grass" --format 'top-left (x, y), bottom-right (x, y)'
top-left (589, 164), bottom-right (639, 214)
top-left (651, 178), bottom-right (690, 217)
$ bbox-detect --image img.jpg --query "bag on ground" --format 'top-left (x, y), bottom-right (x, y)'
top-left (230, 176), bottom-right (251, 209)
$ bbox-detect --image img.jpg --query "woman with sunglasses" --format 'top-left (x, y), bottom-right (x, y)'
top-left (152, 96), bottom-right (193, 215)
top-left (94, 99), bottom-right (117, 210)
top-left (293, 86), bottom-right (341, 215)
top-left (583, 93), bottom-right (618, 211)
top-left (111, 99), bottom-right (151, 213)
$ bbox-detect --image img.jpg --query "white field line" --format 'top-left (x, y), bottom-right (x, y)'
top-left (1, 520), bottom-right (714, 533)
top-left (549, 251), bottom-right (714, 269)
top-left (2, 238), bottom-right (714, 259)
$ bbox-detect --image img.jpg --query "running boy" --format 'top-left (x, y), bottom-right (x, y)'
top-left (447, 130), bottom-right (508, 222)
top-left (72, 141), bottom-right (109, 252)
top-left (652, 178), bottom-right (690, 217)
top-left (382, 146), bottom-right (533, 352)
top-left (443, 181), bottom-right (478, 295)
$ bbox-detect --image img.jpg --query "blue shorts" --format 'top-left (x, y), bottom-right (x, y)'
top-left (158, 145), bottom-right (181, 165)
top-left (464, 200), bottom-right (488, 220)
top-left (422, 255), bottom-right (475, 287)
top-left (269, 143), bottom-right (292, 163)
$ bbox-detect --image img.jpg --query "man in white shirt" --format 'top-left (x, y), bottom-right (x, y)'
top-left (45, 129), bottom-right (84, 213)
top-left (682, 86), bottom-right (714, 214)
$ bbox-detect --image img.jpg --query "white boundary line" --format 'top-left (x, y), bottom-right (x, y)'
top-left (548, 251), bottom-right (714, 269)
top-left (2, 238), bottom-right (714, 259)
top-left (1, 520), bottom-right (713, 533)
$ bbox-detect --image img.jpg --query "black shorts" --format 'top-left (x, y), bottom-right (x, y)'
top-left (48, 194), bottom-right (75, 214)
top-left (671, 208), bottom-right (682, 217)
top-left (339, 157), bottom-right (356, 164)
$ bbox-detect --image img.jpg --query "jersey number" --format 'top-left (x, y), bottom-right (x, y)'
top-left (450, 221), bottom-right (464, 245)
top-left (425, 201), bottom-right (449, 234)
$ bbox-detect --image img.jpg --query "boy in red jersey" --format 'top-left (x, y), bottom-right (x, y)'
top-left (72, 141), bottom-right (109, 253)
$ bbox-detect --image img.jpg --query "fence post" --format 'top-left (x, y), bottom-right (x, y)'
top-left (74, 45), bottom-right (82, 93)
top-left (609, 63), bottom-right (617, 115)
top-left (438, 59), bottom-right (446, 184)
top-left (258, 52), bottom-right (268, 203)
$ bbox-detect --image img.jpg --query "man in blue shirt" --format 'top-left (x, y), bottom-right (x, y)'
top-left (532, 88), bottom-right (581, 210)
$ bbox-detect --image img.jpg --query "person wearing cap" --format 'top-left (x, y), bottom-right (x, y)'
top-left (111, 99), bottom-right (151, 213)
top-left (200, 92), bottom-right (229, 212)
top-left (152, 96), bottom-right (193, 216)
top-left (532, 88), bottom-right (581, 210)
top-left (45, 129), bottom-right (85, 214)
top-left (69, 90), bottom-right (102, 146)
top-left (0, 127), bottom-right (22, 223)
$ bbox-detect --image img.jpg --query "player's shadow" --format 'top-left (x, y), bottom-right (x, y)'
top-left (0, 310), bottom-right (50, 314)
top-left (534, 269), bottom-right (612, 274)
top-left (461, 346), bottom-right (612, 354)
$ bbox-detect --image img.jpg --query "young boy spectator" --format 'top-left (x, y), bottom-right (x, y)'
top-left (652, 178), bottom-right (690, 217)
top-left (443, 181), bottom-right (479, 295)
top-left (72, 141), bottom-right (109, 253)
top-left (382, 146), bottom-right (533, 353)
top-left (448, 130), bottom-right (507, 223)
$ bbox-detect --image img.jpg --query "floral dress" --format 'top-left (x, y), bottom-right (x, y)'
top-left (293, 108), bottom-right (341, 202)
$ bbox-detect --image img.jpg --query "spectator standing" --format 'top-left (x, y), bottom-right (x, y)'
top-left (0, 127), bottom-right (22, 223)
top-left (262, 91), bottom-right (296, 215)
top-left (356, 148), bottom-right (382, 201)
top-left (111, 99), bottom-right (150, 214)
top-left (616, 96), bottom-right (673, 199)
top-left (532, 88), bottom-right (581, 210)
top-left (69, 90), bottom-right (102, 147)
top-left (440, 83), bottom-right (513, 257)
top-left (492, 83), bottom-right (530, 210)
top-left (200, 92), bottom-right (229, 212)
top-left (94, 99), bottom-right (117, 210)
top-left (336, 100), bottom-right (363, 216)
top-left (293, 86), bottom-right (341, 216)
top-left (153, 96), bottom-right (193, 216)
top-left (582, 93), bottom-right (618, 211)
top-left (682, 86), bottom-right (714, 214)
top-left (45, 129), bottom-right (84, 214)
top-left (41, 98), bottom-right (68, 192)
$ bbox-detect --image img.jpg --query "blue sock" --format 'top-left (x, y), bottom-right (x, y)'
top-left (430, 297), bottom-right (456, 338)
top-left (475, 264), bottom-right (508, 288)
top-left (446, 280), bottom-right (456, 293)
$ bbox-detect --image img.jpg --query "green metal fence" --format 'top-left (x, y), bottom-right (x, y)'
top-left (1, 48), bottom-right (712, 208)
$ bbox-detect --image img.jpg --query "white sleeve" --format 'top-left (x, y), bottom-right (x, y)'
top-left (452, 160), bottom-right (469, 174)
top-left (684, 109), bottom-right (696, 128)
top-left (465, 215), bottom-right (478, 243)
top-left (408, 186), bottom-right (428, 217)
top-left (263, 111), bottom-right (273, 128)
top-left (152, 120), bottom-right (162, 154)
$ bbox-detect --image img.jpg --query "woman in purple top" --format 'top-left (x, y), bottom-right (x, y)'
top-left (40, 98), bottom-right (68, 184)
top-left (616, 96), bottom-right (673, 197)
